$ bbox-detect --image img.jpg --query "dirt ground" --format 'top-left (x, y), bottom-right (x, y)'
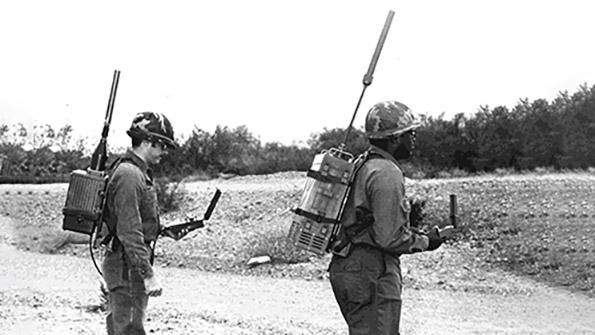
top-left (1, 215), bottom-right (595, 334)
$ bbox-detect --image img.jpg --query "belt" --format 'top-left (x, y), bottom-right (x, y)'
top-left (111, 238), bottom-right (153, 252)
top-left (332, 242), bottom-right (381, 260)
top-left (349, 243), bottom-right (384, 254)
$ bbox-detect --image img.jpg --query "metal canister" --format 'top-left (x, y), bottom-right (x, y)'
top-left (288, 148), bottom-right (356, 255)
top-left (62, 169), bottom-right (108, 235)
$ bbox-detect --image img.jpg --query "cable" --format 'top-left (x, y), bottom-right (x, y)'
top-left (89, 224), bottom-right (103, 277)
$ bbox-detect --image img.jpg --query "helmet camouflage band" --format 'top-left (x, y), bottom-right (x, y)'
top-left (365, 101), bottom-right (421, 139)
top-left (127, 111), bottom-right (177, 148)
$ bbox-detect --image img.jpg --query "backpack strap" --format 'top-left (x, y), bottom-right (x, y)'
top-left (331, 149), bottom-right (383, 254)
top-left (98, 156), bottom-right (129, 246)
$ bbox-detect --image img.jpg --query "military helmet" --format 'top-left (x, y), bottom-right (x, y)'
top-left (364, 101), bottom-right (421, 139)
top-left (127, 112), bottom-right (177, 148)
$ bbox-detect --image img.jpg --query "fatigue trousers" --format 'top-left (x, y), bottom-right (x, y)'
top-left (329, 244), bottom-right (402, 335)
top-left (102, 248), bottom-right (149, 335)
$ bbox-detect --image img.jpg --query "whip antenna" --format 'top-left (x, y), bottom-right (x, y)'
top-left (341, 10), bottom-right (395, 149)
top-left (90, 69), bottom-right (120, 171)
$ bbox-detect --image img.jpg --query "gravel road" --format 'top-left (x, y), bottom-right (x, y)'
top-left (2, 215), bottom-right (595, 334)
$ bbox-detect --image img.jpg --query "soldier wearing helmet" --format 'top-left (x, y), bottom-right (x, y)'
top-left (328, 101), bottom-right (446, 335)
top-left (101, 111), bottom-right (176, 335)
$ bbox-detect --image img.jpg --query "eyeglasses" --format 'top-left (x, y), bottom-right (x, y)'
top-left (152, 142), bottom-right (168, 151)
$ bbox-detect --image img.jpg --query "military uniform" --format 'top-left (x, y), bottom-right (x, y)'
top-left (329, 145), bottom-right (430, 335)
top-left (102, 149), bottom-right (160, 335)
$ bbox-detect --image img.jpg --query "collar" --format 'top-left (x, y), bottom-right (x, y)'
top-left (367, 145), bottom-right (400, 166)
top-left (124, 148), bottom-right (150, 175)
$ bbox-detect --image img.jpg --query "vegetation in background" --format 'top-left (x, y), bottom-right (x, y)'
top-left (1, 84), bottom-right (595, 183)
top-left (0, 124), bottom-right (87, 183)
top-left (414, 84), bottom-right (595, 174)
top-left (154, 177), bottom-right (187, 214)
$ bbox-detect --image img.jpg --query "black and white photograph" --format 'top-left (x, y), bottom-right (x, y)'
top-left (1, 1), bottom-right (594, 334)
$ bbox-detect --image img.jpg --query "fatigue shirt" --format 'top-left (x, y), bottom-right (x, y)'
top-left (341, 145), bottom-right (429, 255)
top-left (104, 149), bottom-right (160, 279)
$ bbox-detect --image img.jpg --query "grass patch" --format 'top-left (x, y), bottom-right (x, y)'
top-left (424, 174), bottom-right (595, 296)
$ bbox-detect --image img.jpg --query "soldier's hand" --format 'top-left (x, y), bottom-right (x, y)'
top-left (437, 225), bottom-right (455, 239)
top-left (144, 275), bottom-right (163, 297)
top-left (426, 226), bottom-right (445, 251)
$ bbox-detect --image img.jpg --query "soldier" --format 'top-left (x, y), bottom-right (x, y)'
top-left (101, 112), bottom-right (177, 335)
top-left (328, 101), bottom-right (446, 335)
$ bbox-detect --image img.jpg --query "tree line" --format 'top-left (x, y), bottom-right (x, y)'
top-left (415, 84), bottom-right (595, 173)
top-left (1, 84), bottom-right (593, 183)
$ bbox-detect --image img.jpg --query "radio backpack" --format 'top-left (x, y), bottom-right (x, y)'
top-left (287, 11), bottom-right (395, 255)
top-left (61, 70), bottom-right (120, 273)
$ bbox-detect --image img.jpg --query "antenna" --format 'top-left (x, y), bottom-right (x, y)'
top-left (340, 10), bottom-right (395, 150)
top-left (90, 70), bottom-right (120, 171)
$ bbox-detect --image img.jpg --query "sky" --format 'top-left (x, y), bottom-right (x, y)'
top-left (1, 0), bottom-right (595, 149)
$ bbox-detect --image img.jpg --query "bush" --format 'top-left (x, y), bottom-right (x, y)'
top-left (154, 177), bottom-right (186, 213)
